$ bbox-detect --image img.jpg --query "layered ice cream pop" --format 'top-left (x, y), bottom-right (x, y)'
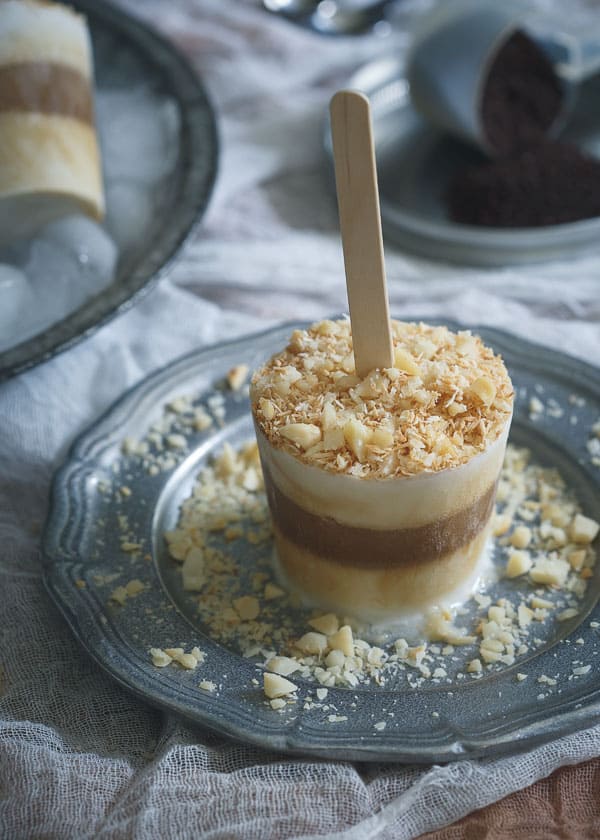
top-left (0, 0), bottom-right (104, 244)
top-left (251, 319), bottom-right (514, 623)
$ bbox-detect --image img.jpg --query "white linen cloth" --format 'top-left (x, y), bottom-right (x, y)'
top-left (1, 1), bottom-right (599, 837)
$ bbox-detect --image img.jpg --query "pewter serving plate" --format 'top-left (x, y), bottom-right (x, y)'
top-left (43, 322), bottom-right (600, 763)
top-left (325, 56), bottom-right (600, 266)
top-left (0, 0), bottom-right (217, 382)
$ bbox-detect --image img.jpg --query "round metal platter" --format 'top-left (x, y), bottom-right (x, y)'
top-left (0, 0), bottom-right (218, 382)
top-left (324, 55), bottom-right (600, 266)
top-left (43, 321), bottom-right (600, 763)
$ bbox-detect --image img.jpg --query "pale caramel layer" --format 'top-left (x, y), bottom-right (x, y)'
top-left (0, 62), bottom-right (92, 123)
top-left (263, 466), bottom-right (497, 569)
top-left (0, 113), bottom-right (103, 214)
top-left (274, 524), bottom-right (491, 616)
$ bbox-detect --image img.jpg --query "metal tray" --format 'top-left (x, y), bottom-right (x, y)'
top-left (325, 55), bottom-right (600, 266)
top-left (43, 321), bottom-right (600, 763)
top-left (0, 0), bottom-right (218, 382)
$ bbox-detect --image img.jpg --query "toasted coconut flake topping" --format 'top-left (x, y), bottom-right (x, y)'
top-left (251, 319), bottom-right (513, 477)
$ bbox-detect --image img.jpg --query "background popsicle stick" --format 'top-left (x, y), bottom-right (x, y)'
top-left (329, 89), bottom-right (394, 378)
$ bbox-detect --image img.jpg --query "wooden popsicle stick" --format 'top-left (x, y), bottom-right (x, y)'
top-left (329, 89), bottom-right (393, 378)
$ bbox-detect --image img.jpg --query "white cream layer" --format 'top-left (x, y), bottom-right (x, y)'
top-left (0, 1), bottom-right (92, 75)
top-left (256, 416), bottom-right (511, 530)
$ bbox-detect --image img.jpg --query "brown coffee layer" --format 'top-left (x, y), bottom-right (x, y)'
top-left (264, 469), bottom-right (497, 570)
top-left (0, 62), bottom-right (93, 124)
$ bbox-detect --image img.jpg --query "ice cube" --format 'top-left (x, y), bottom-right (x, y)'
top-left (96, 87), bottom-right (180, 183)
top-left (0, 264), bottom-right (34, 350)
top-left (104, 181), bottom-right (154, 253)
top-left (92, 28), bottom-right (148, 90)
top-left (42, 216), bottom-right (118, 289)
top-left (23, 239), bottom-right (83, 327)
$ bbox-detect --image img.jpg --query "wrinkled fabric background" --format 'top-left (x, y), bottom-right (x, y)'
top-left (1, 1), bottom-right (599, 837)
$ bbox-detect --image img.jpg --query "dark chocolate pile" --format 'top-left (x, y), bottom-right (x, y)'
top-left (446, 29), bottom-right (600, 228)
top-left (447, 142), bottom-right (600, 228)
top-left (481, 30), bottom-right (562, 157)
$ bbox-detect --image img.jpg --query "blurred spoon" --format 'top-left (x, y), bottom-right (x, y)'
top-left (263, 0), bottom-right (396, 36)
top-left (262, 0), bottom-right (318, 23)
top-left (310, 0), bottom-right (394, 36)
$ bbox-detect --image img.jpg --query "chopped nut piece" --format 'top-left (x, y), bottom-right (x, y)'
top-left (182, 547), bottom-right (206, 592)
top-left (467, 659), bottom-right (482, 673)
top-left (323, 428), bottom-right (345, 451)
top-left (109, 586), bottom-right (128, 606)
top-left (270, 698), bottom-right (287, 710)
top-left (481, 638), bottom-right (504, 653)
top-left (493, 513), bottom-right (512, 537)
top-left (529, 396), bottom-right (544, 415)
top-left (516, 673), bottom-right (528, 681)
top-left (166, 433), bottom-right (187, 450)
top-left (308, 614), bottom-right (339, 636)
top-left (221, 607), bottom-right (241, 626)
top-left (328, 625), bottom-right (354, 657)
top-left (233, 596), bottom-right (260, 621)
top-left (178, 653), bottom-right (199, 670)
top-left (506, 550), bottom-right (532, 578)
top-left (264, 672), bottom-right (298, 699)
top-left (447, 402), bottom-right (467, 417)
top-left (570, 513), bottom-right (600, 544)
top-left (316, 688), bottom-right (328, 701)
top-left (227, 364), bottom-right (249, 391)
top-left (557, 608), bottom-right (579, 622)
top-left (199, 680), bottom-right (216, 692)
top-left (259, 398), bottom-right (275, 420)
top-left (530, 557), bottom-right (570, 587)
top-left (295, 632), bottom-right (328, 655)
top-left (125, 579), bottom-right (145, 596)
top-left (321, 402), bottom-right (338, 430)
top-left (120, 540), bottom-right (141, 553)
top-left (393, 347), bottom-right (421, 376)
top-left (193, 407), bottom-right (213, 431)
top-left (324, 649), bottom-right (345, 668)
top-left (264, 582), bottom-right (285, 601)
top-left (370, 428), bottom-right (394, 449)
top-left (480, 648), bottom-right (502, 664)
top-left (280, 423), bottom-right (321, 450)
top-left (455, 332), bottom-right (476, 356)
top-left (488, 606), bottom-right (506, 624)
top-left (149, 648), bottom-right (172, 668)
top-left (530, 596), bottom-right (553, 609)
top-left (509, 526), bottom-right (532, 549)
top-left (568, 549), bottom-right (587, 571)
top-left (470, 376), bottom-right (496, 406)
top-left (343, 418), bottom-right (370, 461)
top-left (266, 656), bottom-right (301, 677)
